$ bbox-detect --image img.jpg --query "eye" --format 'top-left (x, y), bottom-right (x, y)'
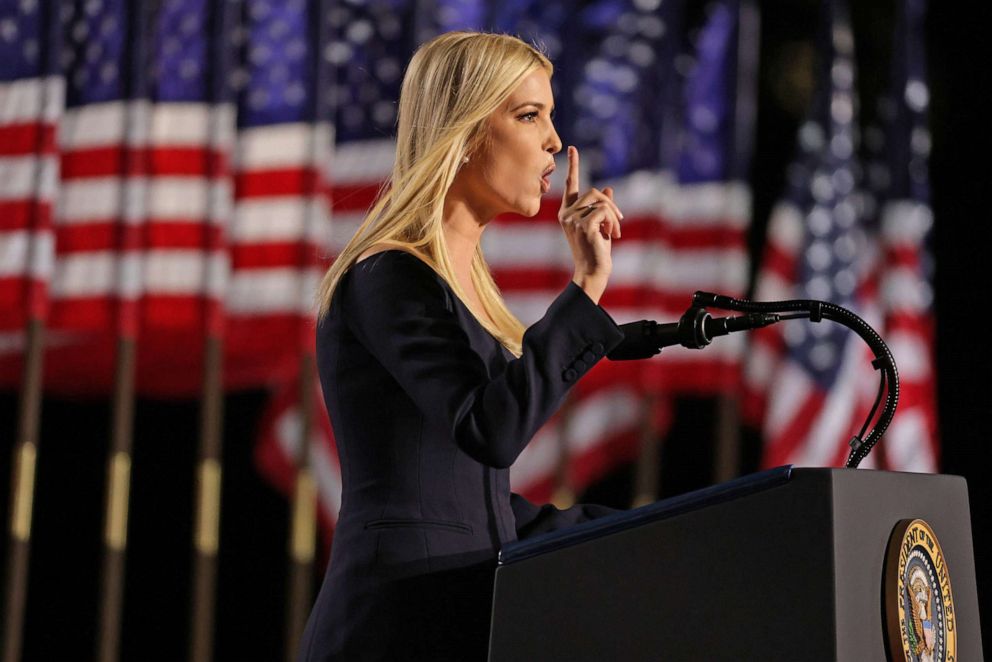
top-left (518, 111), bottom-right (539, 122)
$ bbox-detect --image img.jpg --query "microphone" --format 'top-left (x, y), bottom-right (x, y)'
top-left (607, 309), bottom-right (780, 360)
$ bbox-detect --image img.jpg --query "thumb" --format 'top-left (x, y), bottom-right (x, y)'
top-left (603, 186), bottom-right (614, 199)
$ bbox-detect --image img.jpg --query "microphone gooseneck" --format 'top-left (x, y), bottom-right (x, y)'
top-left (692, 291), bottom-right (899, 469)
top-left (606, 291), bottom-right (899, 469)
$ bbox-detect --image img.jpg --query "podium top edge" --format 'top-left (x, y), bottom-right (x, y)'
top-left (499, 465), bottom-right (794, 565)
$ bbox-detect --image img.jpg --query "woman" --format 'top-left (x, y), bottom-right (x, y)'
top-left (299, 31), bottom-right (627, 661)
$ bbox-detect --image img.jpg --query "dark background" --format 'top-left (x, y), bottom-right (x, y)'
top-left (1, 1), bottom-right (989, 659)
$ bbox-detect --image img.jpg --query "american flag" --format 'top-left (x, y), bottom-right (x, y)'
top-left (0, 0), bottom-right (332, 395)
top-left (742, 0), bottom-right (937, 471)
top-left (0, 0), bottom-right (60, 356)
top-left (863, 0), bottom-right (937, 471)
top-left (259, 0), bottom-right (755, 530)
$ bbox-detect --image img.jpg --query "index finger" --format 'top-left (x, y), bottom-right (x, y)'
top-left (563, 145), bottom-right (579, 207)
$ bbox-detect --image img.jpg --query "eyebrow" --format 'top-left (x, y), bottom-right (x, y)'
top-left (510, 101), bottom-right (555, 113)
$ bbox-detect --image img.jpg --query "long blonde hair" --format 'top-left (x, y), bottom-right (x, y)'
top-left (316, 31), bottom-right (555, 357)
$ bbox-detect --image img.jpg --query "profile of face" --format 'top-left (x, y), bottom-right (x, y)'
top-left (451, 68), bottom-right (563, 220)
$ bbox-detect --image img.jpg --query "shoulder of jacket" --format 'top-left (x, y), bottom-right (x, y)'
top-left (355, 248), bottom-right (426, 269)
top-left (350, 250), bottom-right (436, 283)
top-left (346, 250), bottom-right (453, 308)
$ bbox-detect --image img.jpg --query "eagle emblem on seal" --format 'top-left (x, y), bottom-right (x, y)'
top-left (906, 567), bottom-right (936, 661)
top-left (884, 519), bottom-right (956, 662)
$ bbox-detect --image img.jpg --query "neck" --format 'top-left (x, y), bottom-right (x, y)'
top-left (442, 196), bottom-right (488, 280)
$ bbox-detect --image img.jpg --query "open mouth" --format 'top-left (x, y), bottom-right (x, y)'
top-left (540, 164), bottom-right (555, 193)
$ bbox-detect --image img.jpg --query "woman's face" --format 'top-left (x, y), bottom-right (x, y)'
top-left (454, 68), bottom-right (562, 219)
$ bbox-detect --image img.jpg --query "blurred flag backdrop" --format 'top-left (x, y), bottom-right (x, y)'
top-left (0, 0), bottom-right (332, 395)
top-left (1, 0), bottom-right (935, 549)
top-left (741, 0), bottom-right (937, 471)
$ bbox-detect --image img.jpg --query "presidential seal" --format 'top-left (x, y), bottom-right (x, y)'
top-left (884, 519), bottom-right (957, 662)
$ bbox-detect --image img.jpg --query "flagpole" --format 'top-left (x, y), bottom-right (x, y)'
top-left (631, 392), bottom-right (661, 507)
top-left (190, 333), bottom-right (224, 662)
top-left (285, 353), bottom-right (317, 662)
top-left (713, 396), bottom-right (740, 482)
top-left (187, 4), bottom-right (241, 653)
top-left (284, 15), bottom-right (332, 655)
top-left (284, 106), bottom-right (333, 658)
top-left (95, 87), bottom-right (150, 662)
top-left (713, 0), bottom-right (759, 483)
top-left (2, 63), bottom-right (60, 661)
top-left (2, 319), bottom-right (44, 662)
top-left (551, 392), bottom-right (575, 508)
top-left (95, 335), bottom-right (138, 662)
top-left (189, 99), bottom-right (235, 662)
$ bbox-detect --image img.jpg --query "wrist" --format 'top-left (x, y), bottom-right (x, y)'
top-left (571, 274), bottom-right (607, 305)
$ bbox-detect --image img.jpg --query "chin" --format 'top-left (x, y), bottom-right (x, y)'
top-left (520, 199), bottom-right (542, 217)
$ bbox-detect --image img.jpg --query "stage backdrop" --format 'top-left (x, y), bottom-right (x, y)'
top-left (0, 0), bottom-right (935, 548)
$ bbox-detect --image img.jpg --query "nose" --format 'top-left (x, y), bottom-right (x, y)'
top-left (545, 123), bottom-right (562, 155)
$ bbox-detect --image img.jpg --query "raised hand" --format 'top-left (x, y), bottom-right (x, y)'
top-left (558, 145), bottom-right (623, 304)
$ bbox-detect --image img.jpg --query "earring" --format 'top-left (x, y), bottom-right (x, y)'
top-left (462, 156), bottom-right (470, 163)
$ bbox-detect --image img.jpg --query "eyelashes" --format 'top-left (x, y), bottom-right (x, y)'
top-left (518, 111), bottom-right (556, 122)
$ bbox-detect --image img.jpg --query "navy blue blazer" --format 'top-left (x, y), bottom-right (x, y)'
top-left (298, 250), bottom-right (626, 661)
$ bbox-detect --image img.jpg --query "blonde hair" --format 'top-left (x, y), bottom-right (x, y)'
top-left (316, 31), bottom-right (554, 357)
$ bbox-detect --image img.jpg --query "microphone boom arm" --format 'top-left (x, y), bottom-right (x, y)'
top-left (692, 291), bottom-right (898, 469)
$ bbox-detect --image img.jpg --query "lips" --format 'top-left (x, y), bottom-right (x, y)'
top-left (540, 163), bottom-right (555, 194)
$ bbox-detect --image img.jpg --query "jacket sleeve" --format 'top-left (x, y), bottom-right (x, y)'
top-left (343, 251), bottom-right (625, 469)
top-left (509, 492), bottom-right (618, 539)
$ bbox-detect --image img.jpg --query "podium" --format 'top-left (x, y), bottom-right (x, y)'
top-left (488, 467), bottom-right (983, 661)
